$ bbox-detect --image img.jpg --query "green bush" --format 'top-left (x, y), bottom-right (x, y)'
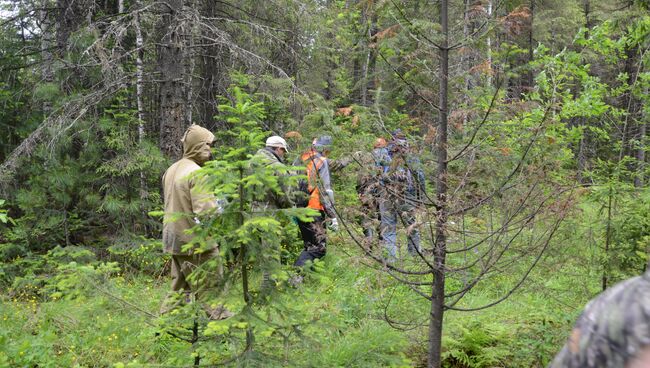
top-left (442, 319), bottom-right (511, 368)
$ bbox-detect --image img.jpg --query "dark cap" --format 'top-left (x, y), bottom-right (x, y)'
top-left (313, 135), bottom-right (333, 150)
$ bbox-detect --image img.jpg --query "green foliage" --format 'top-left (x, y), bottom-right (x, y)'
top-left (0, 199), bottom-right (10, 225)
top-left (32, 82), bottom-right (60, 103)
top-left (312, 322), bottom-right (411, 367)
top-left (586, 169), bottom-right (650, 284)
top-left (442, 320), bottom-right (511, 368)
top-left (0, 245), bottom-right (415, 368)
top-left (4, 92), bottom-right (166, 258)
top-left (155, 81), bottom-right (317, 365)
top-left (107, 237), bottom-right (167, 275)
top-left (0, 275), bottom-right (163, 368)
top-left (1, 2), bottom-right (649, 367)
top-left (7, 245), bottom-right (120, 301)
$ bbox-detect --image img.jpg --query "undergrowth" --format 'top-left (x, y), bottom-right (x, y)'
top-left (0, 224), bottom-right (599, 367)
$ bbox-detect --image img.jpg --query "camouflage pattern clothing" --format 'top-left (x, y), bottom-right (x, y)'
top-left (378, 141), bottom-right (426, 260)
top-left (250, 147), bottom-right (293, 211)
top-left (355, 147), bottom-right (390, 240)
top-left (549, 270), bottom-right (650, 368)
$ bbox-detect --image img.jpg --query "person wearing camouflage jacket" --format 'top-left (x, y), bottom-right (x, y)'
top-left (355, 138), bottom-right (390, 242)
top-left (549, 269), bottom-right (650, 368)
top-left (378, 135), bottom-right (426, 261)
top-left (250, 136), bottom-right (294, 293)
top-left (250, 136), bottom-right (293, 211)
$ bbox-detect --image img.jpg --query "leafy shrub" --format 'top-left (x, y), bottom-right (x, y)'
top-left (5, 94), bottom-right (166, 255)
top-left (8, 246), bottom-right (120, 301)
top-left (442, 319), bottom-right (511, 368)
top-left (108, 236), bottom-right (168, 275)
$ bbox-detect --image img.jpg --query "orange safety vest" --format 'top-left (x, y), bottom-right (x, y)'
top-left (301, 150), bottom-right (327, 211)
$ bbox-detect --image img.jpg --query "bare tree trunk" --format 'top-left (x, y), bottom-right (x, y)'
top-left (157, 0), bottom-right (186, 159)
top-left (583, 0), bottom-right (591, 39)
top-left (135, 11), bottom-right (145, 143)
top-left (624, 45), bottom-right (643, 187)
top-left (461, 0), bottom-right (473, 132)
top-left (526, 0), bottom-right (535, 90)
top-left (134, 6), bottom-right (147, 209)
top-left (199, 1), bottom-right (225, 130)
top-left (636, 117), bottom-right (646, 187)
top-left (56, 0), bottom-right (90, 58)
top-left (351, 0), bottom-right (362, 104)
top-left (429, 0), bottom-right (448, 366)
top-left (361, 9), bottom-right (377, 106)
top-left (487, 0), bottom-right (493, 87)
top-left (323, 0), bottom-right (335, 101)
top-left (184, 0), bottom-right (197, 126)
top-left (40, 1), bottom-right (54, 116)
top-left (365, 16), bottom-right (379, 105)
top-left (576, 0), bottom-right (592, 183)
top-left (603, 186), bottom-right (613, 291)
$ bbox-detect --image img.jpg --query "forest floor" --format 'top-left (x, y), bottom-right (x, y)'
top-left (1, 230), bottom-right (599, 367)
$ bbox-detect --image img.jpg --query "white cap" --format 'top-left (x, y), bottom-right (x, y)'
top-left (266, 135), bottom-right (288, 151)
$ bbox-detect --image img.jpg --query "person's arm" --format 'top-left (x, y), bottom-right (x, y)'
top-left (275, 163), bottom-right (294, 209)
top-left (329, 156), bottom-right (352, 172)
top-left (318, 159), bottom-right (336, 218)
top-left (189, 174), bottom-right (217, 216)
top-left (410, 157), bottom-right (426, 204)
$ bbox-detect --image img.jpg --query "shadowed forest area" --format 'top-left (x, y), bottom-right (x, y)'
top-left (0, 0), bottom-right (649, 367)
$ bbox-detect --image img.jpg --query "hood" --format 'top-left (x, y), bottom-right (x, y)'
top-left (181, 124), bottom-right (215, 165)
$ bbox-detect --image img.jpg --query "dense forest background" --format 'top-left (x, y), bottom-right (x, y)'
top-left (0, 0), bottom-right (649, 367)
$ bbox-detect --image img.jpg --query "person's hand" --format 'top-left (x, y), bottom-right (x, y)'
top-left (329, 218), bottom-right (339, 232)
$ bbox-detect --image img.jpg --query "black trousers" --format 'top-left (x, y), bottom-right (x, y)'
top-left (295, 212), bottom-right (327, 267)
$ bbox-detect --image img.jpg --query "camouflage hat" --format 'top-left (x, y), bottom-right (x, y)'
top-left (549, 270), bottom-right (650, 368)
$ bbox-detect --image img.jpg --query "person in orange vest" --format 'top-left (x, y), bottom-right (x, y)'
top-left (294, 135), bottom-right (338, 267)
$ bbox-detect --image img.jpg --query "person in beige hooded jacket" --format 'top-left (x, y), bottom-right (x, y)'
top-left (162, 124), bottom-right (217, 295)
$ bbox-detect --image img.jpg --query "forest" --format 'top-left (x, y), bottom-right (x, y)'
top-left (0, 0), bottom-right (649, 367)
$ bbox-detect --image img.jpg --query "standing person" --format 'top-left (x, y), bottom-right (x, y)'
top-left (355, 137), bottom-right (390, 242)
top-left (294, 135), bottom-right (338, 267)
top-left (251, 136), bottom-right (293, 210)
top-left (161, 124), bottom-right (224, 314)
top-left (250, 136), bottom-right (293, 293)
top-left (378, 133), bottom-right (426, 261)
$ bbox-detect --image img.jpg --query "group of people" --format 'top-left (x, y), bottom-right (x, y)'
top-left (161, 124), bottom-right (426, 304)
top-left (160, 125), bottom-right (650, 367)
top-left (356, 132), bottom-right (427, 259)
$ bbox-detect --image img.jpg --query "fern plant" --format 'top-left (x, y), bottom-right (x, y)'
top-left (442, 320), bottom-right (511, 368)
